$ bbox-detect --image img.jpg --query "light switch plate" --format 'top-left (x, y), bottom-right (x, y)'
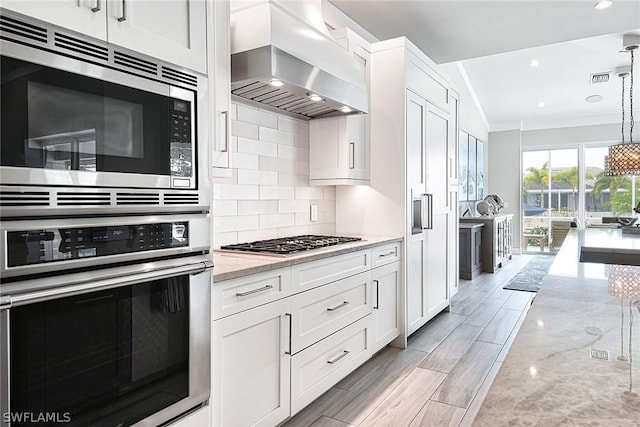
top-left (310, 205), bottom-right (318, 222)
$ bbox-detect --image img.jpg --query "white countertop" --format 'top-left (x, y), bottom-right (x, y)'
top-left (473, 228), bottom-right (640, 425)
top-left (212, 235), bottom-right (403, 282)
top-left (578, 227), bottom-right (640, 266)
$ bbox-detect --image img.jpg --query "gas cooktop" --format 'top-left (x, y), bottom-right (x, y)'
top-left (219, 235), bottom-right (362, 255)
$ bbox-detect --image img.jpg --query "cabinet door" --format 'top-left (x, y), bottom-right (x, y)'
top-left (106, 0), bottom-right (207, 73)
top-left (448, 91), bottom-right (460, 185)
top-left (405, 90), bottom-right (427, 335)
top-left (212, 298), bottom-right (291, 427)
top-left (425, 104), bottom-right (450, 313)
top-left (309, 115), bottom-right (368, 184)
top-left (2, 0), bottom-right (107, 39)
top-left (211, 0), bottom-right (231, 170)
top-left (372, 261), bottom-right (400, 353)
top-left (448, 190), bottom-right (459, 296)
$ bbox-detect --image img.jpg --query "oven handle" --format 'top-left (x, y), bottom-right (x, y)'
top-left (1, 260), bottom-right (213, 309)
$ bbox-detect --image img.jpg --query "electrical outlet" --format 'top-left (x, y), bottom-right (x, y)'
top-left (504, 201), bottom-right (510, 208)
top-left (310, 205), bottom-right (318, 222)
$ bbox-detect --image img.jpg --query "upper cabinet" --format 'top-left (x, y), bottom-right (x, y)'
top-left (209, 0), bottom-right (231, 172)
top-left (310, 114), bottom-right (369, 185)
top-left (310, 28), bottom-right (371, 186)
top-left (1, 0), bottom-right (207, 74)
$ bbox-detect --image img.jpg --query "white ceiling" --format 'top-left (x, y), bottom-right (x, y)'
top-left (328, 0), bottom-right (640, 131)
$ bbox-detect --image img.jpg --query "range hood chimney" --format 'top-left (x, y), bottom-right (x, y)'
top-left (230, 0), bottom-right (369, 120)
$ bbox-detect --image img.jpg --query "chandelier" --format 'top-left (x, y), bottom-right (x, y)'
top-left (604, 34), bottom-right (640, 176)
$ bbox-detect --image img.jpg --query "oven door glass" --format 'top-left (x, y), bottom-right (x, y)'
top-left (0, 56), bottom-right (193, 178)
top-left (9, 276), bottom-right (190, 426)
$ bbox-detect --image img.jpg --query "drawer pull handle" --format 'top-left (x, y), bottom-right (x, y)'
top-left (327, 301), bottom-right (349, 311)
top-left (379, 251), bottom-right (396, 258)
top-left (327, 350), bottom-right (350, 364)
top-left (236, 284), bottom-right (273, 297)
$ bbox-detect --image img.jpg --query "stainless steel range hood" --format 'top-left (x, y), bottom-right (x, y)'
top-left (230, 0), bottom-right (368, 120)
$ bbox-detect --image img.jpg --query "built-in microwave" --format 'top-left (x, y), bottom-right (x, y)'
top-left (0, 12), bottom-right (210, 217)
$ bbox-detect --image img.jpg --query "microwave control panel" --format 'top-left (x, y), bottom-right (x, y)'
top-left (169, 98), bottom-right (194, 183)
top-left (7, 222), bottom-right (189, 268)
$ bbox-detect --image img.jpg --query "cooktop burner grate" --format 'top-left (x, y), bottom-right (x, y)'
top-left (220, 235), bottom-right (362, 255)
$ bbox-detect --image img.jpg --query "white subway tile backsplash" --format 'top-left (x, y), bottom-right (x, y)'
top-left (238, 200), bottom-right (278, 215)
top-left (237, 137), bottom-right (278, 157)
top-left (278, 116), bottom-right (308, 135)
top-left (213, 103), bottom-right (337, 243)
top-left (237, 105), bottom-right (278, 129)
top-left (295, 133), bottom-right (310, 149)
top-left (295, 187), bottom-right (324, 200)
top-left (260, 186), bottom-right (295, 200)
top-left (260, 127), bottom-right (295, 145)
top-left (214, 231), bottom-right (238, 248)
top-left (214, 215), bottom-right (259, 233)
top-left (238, 169), bottom-right (278, 186)
top-left (260, 213), bottom-right (295, 229)
top-left (295, 212), bottom-right (311, 226)
top-left (278, 144), bottom-right (296, 159)
top-left (214, 183), bottom-right (259, 200)
top-left (278, 225), bottom-right (312, 238)
top-left (295, 159), bottom-right (310, 174)
top-left (259, 156), bottom-right (295, 173)
top-left (238, 228), bottom-right (279, 243)
top-left (279, 199), bottom-right (310, 213)
top-left (230, 152), bottom-right (259, 170)
top-left (310, 223), bottom-right (336, 235)
top-left (323, 187), bottom-right (336, 200)
top-left (232, 120), bottom-right (259, 139)
top-left (212, 200), bottom-right (238, 216)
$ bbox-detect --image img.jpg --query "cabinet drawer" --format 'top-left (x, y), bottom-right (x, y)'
top-left (212, 267), bottom-right (291, 320)
top-left (291, 249), bottom-right (371, 293)
top-left (291, 315), bottom-right (373, 415)
top-left (371, 242), bottom-right (401, 268)
top-left (291, 271), bottom-right (372, 353)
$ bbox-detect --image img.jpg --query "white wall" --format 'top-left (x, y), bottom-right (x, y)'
top-left (487, 130), bottom-right (522, 250)
top-left (487, 120), bottom-right (640, 252)
top-left (212, 102), bottom-right (336, 248)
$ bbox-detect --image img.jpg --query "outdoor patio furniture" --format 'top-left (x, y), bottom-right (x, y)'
top-left (523, 232), bottom-right (546, 252)
top-left (550, 220), bottom-right (571, 251)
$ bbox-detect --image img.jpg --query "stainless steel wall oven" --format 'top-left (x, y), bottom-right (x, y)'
top-left (0, 215), bottom-right (212, 427)
top-left (0, 11), bottom-right (210, 217)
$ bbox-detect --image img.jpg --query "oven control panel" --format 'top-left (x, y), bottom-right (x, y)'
top-left (7, 222), bottom-right (189, 268)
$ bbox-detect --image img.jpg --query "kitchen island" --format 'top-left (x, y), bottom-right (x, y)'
top-left (473, 228), bottom-right (640, 425)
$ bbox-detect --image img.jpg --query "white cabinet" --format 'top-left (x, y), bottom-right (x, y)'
top-left (212, 298), bottom-right (291, 427)
top-left (290, 315), bottom-right (373, 414)
top-left (310, 28), bottom-right (370, 186)
top-left (335, 37), bottom-right (458, 346)
top-left (290, 270), bottom-right (372, 353)
top-left (209, 0), bottom-right (231, 172)
top-left (2, 0), bottom-right (207, 73)
top-left (371, 261), bottom-right (400, 353)
top-left (447, 90), bottom-right (460, 297)
top-left (309, 115), bottom-right (369, 185)
top-left (212, 242), bottom-right (401, 424)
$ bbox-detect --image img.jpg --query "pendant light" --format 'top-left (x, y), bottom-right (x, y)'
top-left (605, 34), bottom-right (640, 176)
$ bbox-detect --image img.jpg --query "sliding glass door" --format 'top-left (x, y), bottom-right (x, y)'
top-left (522, 144), bottom-right (639, 253)
top-left (522, 148), bottom-right (577, 253)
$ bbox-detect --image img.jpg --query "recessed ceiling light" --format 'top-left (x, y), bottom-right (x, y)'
top-left (309, 94), bottom-right (323, 102)
top-left (340, 106), bottom-right (352, 113)
top-left (269, 79), bottom-right (284, 87)
top-left (594, 0), bottom-right (613, 9)
top-left (586, 94), bottom-right (604, 103)
top-left (530, 59), bottom-right (539, 67)
top-left (538, 102), bottom-right (545, 108)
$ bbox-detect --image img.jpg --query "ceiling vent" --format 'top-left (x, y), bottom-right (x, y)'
top-left (590, 72), bottom-right (611, 84)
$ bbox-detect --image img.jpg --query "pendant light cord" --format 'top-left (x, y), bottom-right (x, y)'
top-left (630, 49), bottom-right (634, 143)
top-left (622, 74), bottom-right (627, 143)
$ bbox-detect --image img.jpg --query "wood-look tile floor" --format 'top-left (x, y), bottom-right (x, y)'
top-left (282, 254), bottom-right (535, 427)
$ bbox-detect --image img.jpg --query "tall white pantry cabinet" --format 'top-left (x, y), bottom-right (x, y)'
top-left (336, 37), bottom-right (459, 346)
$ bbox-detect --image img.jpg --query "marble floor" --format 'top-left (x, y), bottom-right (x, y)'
top-left (282, 254), bottom-right (536, 427)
